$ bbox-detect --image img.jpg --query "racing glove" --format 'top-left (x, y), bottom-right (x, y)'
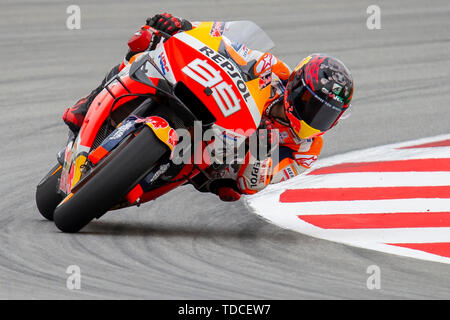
top-left (247, 117), bottom-right (279, 162)
top-left (126, 13), bottom-right (193, 58)
top-left (146, 13), bottom-right (192, 35)
top-left (258, 118), bottom-right (278, 152)
top-left (217, 186), bottom-right (242, 202)
top-left (208, 179), bottom-right (242, 202)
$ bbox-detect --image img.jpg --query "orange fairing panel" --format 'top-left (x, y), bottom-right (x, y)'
top-left (184, 22), bottom-right (272, 122)
top-left (245, 78), bottom-right (271, 115)
top-left (184, 22), bottom-right (222, 51)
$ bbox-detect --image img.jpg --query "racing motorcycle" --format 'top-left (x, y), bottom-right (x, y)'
top-left (35, 21), bottom-right (275, 233)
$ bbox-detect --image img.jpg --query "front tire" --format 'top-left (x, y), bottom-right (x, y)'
top-left (53, 127), bottom-right (168, 233)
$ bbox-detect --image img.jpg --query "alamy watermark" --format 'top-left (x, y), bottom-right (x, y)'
top-left (169, 121), bottom-right (279, 166)
top-left (66, 265), bottom-right (81, 290)
top-left (366, 265), bottom-right (381, 290)
top-left (66, 5), bottom-right (81, 30)
top-left (366, 5), bottom-right (381, 30)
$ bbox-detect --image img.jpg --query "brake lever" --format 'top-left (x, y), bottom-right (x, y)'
top-left (147, 26), bottom-right (172, 41)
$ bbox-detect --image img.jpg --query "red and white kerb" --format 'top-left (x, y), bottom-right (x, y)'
top-left (246, 135), bottom-right (450, 264)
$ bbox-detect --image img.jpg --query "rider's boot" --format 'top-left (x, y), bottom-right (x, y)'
top-left (62, 64), bottom-right (121, 133)
top-left (62, 93), bottom-right (94, 133)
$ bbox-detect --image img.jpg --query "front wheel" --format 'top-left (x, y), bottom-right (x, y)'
top-left (53, 127), bottom-right (168, 233)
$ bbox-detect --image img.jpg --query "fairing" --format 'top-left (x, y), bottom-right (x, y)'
top-left (59, 21), bottom-right (277, 204)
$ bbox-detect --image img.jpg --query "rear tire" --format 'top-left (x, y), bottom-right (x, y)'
top-left (36, 163), bottom-right (64, 221)
top-left (53, 128), bottom-right (168, 233)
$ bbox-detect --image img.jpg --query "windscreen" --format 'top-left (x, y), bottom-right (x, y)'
top-left (220, 21), bottom-right (275, 52)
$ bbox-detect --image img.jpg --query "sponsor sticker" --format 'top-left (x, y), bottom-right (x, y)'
top-left (210, 21), bottom-right (225, 37)
top-left (157, 52), bottom-right (170, 75)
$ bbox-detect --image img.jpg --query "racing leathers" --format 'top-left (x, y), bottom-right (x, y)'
top-left (193, 34), bottom-right (323, 200)
top-left (205, 62), bottom-right (323, 200)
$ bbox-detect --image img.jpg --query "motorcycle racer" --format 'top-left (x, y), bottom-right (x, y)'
top-left (218, 53), bottom-right (354, 201)
top-left (62, 13), bottom-right (354, 202)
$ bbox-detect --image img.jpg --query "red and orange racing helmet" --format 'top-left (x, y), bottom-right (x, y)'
top-left (284, 54), bottom-right (353, 139)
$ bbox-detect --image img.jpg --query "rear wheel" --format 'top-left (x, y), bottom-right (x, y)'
top-left (35, 163), bottom-right (64, 221)
top-left (53, 127), bottom-right (168, 233)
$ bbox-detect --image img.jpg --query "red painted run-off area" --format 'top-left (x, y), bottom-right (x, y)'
top-left (397, 139), bottom-right (450, 149)
top-left (308, 158), bottom-right (450, 175)
top-left (283, 139), bottom-right (450, 260)
top-left (388, 243), bottom-right (450, 258)
top-left (280, 186), bottom-right (450, 202)
top-left (298, 212), bottom-right (450, 229)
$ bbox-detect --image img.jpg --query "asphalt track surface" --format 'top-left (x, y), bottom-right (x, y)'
top-left (1, 0), bottom-right (449, 299)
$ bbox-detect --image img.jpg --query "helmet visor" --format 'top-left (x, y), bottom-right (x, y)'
top-left (285, 112), bottom-right (322, 139)
top-left (289, 78), bottom-right (347, 132)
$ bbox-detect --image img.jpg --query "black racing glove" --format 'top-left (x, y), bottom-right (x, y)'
top-left (208, 179), bottom-right (242, 202)
top-left (146, 13), bottom-right (192, 35)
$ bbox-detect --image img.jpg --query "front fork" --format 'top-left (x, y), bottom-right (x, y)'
top-left (87, 114), bottom-right (177, 165)
top-left (57, 131), bottom-right (76, 166)
top-left (86, 114), bottom-right (179, 204)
